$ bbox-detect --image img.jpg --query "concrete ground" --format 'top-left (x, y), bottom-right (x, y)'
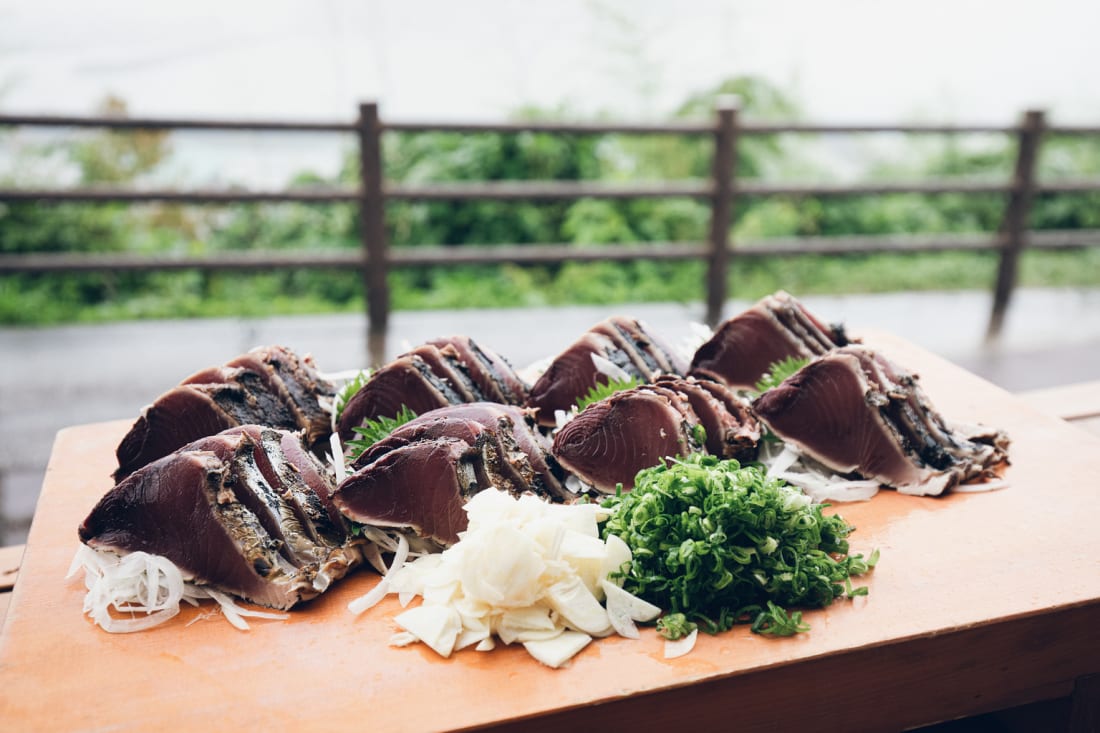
top-left (2, 286), bottom-right (1099, 545)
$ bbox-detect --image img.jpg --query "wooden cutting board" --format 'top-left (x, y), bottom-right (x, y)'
top-left (2, 332), bottom-right (1099, 732)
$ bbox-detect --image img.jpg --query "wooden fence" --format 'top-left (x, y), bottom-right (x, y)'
top-left (2, 102), bottom-right (1100, 363)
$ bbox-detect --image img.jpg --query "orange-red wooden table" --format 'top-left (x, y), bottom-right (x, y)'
top-left (2, 333), bottom-right (1099, 732)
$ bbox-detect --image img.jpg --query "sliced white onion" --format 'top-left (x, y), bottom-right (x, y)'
top-left (663, 628), bottom-right (698, 659)
top-left (322, 368), bottom-right (371, 383)
top-left (198, 588), bottom-right (288, 631)
top-left (764, 444), bottom-right (802, 479)
top-left (757, 440), bottom-right (880, 503)
top-left (554, 408), bottom-right (576, 431)
top-left (590, 353), bottom-right (632, 382)
top-left (356, 489), bottom-right (661, 668)
top-left (347, 535), bottom-right (410, 615)
top-left (71, 546), bottom-right (287, 633)
top-left (361, 542), bottom-right (388, 575)
top-left (329, 432), bottom-right (346, 484)
top-left (348, 578), bottom-right (391, 616)
top-left (388, 535), bottom-right (410, 576)
top-left (563, 474), bottom-right (590, 495)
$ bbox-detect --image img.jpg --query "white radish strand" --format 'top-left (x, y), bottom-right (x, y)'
top-left (347, 534), bottom-right (410, 615)
top-left (329, 431), bottom-right (347, 484)
top-left (69, 546), bottom-right (287, 633)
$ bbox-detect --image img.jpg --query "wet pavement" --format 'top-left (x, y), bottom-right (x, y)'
top-left (2, 286), bottom-right (1098, 545)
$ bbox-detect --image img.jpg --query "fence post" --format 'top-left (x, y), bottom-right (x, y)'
top-left (705, 97), bottom-right (739, 327)
top-left (987, 109), bottom-right (1044, 340)
top-left (357, 101), bottom-right (390, 365)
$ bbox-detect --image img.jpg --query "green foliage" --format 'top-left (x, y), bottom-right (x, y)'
top-left (753, 356), bottom-right (810, 394)
top-left (334, 370), bottom-right (371, 422)
top-left (346, 406), bottom-right (418, 463)
top-left (575, 377), bottom-right (644, 412)
top-left (3, 82), bottom-right (1100, 326)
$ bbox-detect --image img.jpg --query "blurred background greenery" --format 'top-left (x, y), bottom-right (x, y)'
top-left (2, 76), bottom-right (1099, 325)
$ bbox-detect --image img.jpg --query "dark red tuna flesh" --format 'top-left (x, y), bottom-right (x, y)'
top-left (80, 452), bottom-right (318, 610)
top-left (654, 375), bottom-right (761, 461)
top-left (690, 291), bottom-right (846, 390)
top-left (349, 403), bottom-right (567, 501)
top-left (336, 355), bottom-right (460, 443)
top-left (526, 317), bottom-right (687, 426)
top-left (352, 415), bottom-right (487, 471)
top-left (114, 386), bottom-right (239, 482)
top-left (752, 346), bottom-right (1008, 495)
top-left (552, 388), bottom-right (694, 493)
top-left (435, 403), bottom-right (567, 499)
top-left (404, 344), bottom-right (483, 403)
top-left (333, 438), bottom-right (481, 547)
top-left (427, 336), bottom-right (529, 405)
top-left (241, 346), bottom-right (335, 446)
top-left (86, 427), bottom-right (361, 609)
top-left (526, 332), bottom-right (621, 426)
top-left (690, 310), bottom-right (812, 391)
top-left (114, 345), bottom-right (336, 482)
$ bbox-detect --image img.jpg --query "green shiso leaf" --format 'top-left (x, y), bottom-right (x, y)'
top-left (345, 406), bottom-right (418, 463)
top-left (575, 376), bottom-right (644, 411)
top-left (333, 370), bottom-right (371, 423)
top-left (753, 356), bottom-right (810, 394)
top-left (600, 453), bottom-right (877, 638)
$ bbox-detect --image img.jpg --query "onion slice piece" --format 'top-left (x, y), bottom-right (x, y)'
top-left (69, 546), bottom-right (287, 633)
top-left (663, 628), bottom-right (698, 659)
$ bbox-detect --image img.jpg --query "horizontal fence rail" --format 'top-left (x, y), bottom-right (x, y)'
top-left (5, 178), bottom-right (1100, 204)
top-left (6, 230), bottom-right (1100, 274)
top-left (2, 104), bottom-right (1099, 361)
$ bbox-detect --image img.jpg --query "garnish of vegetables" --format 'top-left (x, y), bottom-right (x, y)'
top-left (575, 376), bottom-right (644, 411)
top-left (344, 406), bottom-right (417, 463)
top-left (333, 369), bottom-right (371, 424)
top-left (67, 546), bottom-right (288, 633)
top-left (753, 355), bottom-right (810, 394)
top-left (600, 453), bottom-right (878, 641)
top-left (347, 488), bottom-right (660, 669)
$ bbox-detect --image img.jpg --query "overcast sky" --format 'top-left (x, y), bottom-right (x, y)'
top-left (2, 0), bottom-right (1098, 184)
top-left (3, 0), bottom-right (1099, 123)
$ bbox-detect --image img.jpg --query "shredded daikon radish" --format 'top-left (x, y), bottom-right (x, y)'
top-left (764, 444), bottom-right (802, 479)
top-left (757, 441), bottom-right (879, 503)
top-left (200, 588), bottom-right (288, 631)
top-left (554, 407), bottom-right (576, 431)
top-left (69, 546), bottom-right (287, 633)
top-left (347, 535), bottom-right (410, 615)
top-left (329, 432), bottom-right (347, 484)
top-left (323, 368), bottom-right (371, 383)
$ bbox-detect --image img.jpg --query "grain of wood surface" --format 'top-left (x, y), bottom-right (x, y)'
top-left (2, 334), bottom-right (1098, 731)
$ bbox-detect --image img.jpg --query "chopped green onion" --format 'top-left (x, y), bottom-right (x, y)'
top-left (601, 454), bottom-right (877, 638)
